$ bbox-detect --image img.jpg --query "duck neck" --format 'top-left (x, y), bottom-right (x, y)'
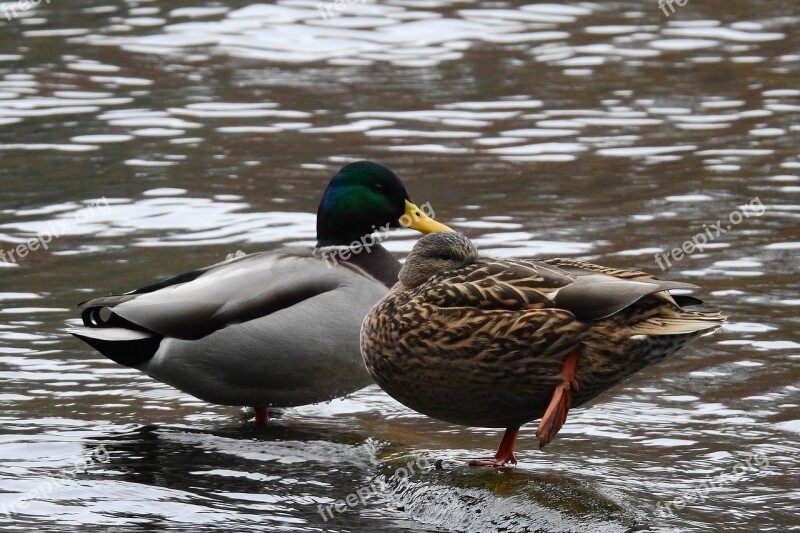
top-left (317, 242), bottom-right (400, 288)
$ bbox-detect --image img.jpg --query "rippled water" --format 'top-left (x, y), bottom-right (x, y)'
top-left (1, 1), bottom-right (798, 531)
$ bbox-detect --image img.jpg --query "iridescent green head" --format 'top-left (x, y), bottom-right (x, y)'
top-left (316, 161), bottom-right (450, 247)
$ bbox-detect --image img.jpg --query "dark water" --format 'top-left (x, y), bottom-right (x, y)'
top-left (1, 1), bottom-right (798, 531)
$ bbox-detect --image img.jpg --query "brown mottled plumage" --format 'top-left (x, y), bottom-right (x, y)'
top-left (360, 233), bottom-right (725, 466)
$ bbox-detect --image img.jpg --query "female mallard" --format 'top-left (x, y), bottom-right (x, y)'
top-left (361, 232), bottom-right (725, 466)
top-left (68, 161), bottom-right (452, 423)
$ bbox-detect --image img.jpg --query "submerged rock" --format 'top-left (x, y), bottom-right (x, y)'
top-left (377, 453), bottom-right (643, 532)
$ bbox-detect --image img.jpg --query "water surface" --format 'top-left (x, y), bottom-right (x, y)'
top-left (1, 1), bottom-right (798, 531)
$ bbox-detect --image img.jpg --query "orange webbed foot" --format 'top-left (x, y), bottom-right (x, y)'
top-left (254, 406), bottom-right (269, 424)
top-left (467, 427), bottom-right (520, 467)
top-left (467, 454), bottom-right (517, 468)
top-left (536, 350), bottom-right (579, 449)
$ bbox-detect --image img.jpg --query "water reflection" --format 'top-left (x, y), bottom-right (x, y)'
top-left (1, 0), bottom-right (799, 531)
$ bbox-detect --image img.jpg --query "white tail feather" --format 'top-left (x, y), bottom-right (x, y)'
top-left (630, 314), bottom-right (725, 336)
top-left (66, 326), bottom-right (155, 342)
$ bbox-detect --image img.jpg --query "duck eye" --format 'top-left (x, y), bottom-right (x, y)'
top-left (440, 252), bottom-right (452, 261)
top-left (372, 183), bottom-right (385, 193)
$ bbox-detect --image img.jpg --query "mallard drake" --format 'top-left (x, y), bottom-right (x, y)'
top-left (68, 161), bottom-right (452, 423)
top-left (361, 232), bottom-right (725, 466)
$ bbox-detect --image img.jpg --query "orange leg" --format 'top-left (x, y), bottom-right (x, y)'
top-left (469, 427), bottom-right (520, 467)
top-left (537, 350), bottom-right (579, 449)
top-left (254, 406), bottom-right (269, 424)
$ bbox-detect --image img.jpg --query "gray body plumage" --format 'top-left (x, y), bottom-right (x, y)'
top-left (70, 249), bottom-right (385, 407)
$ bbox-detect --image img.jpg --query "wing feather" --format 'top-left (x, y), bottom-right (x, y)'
top-left (412, 260), bottom-right (572, 311)
top-left (81, 249), bottom-right (382, 339)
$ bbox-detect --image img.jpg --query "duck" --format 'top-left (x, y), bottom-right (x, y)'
top-left (360, 232), bottom-right (725, 466)
top-left (68, 161), bottom-right (452, 423)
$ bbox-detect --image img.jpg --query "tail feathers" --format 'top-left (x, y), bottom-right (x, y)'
top-left (630, 313), bottom-right (726, 336)
top-left (672, 294), bottom-right (705, 307)
top-left (67, 326), bottom-right (161, 368)
top-left (77, 294), bottom-right (137, 309)
top-left (67, 326), bottom-right (154, 342)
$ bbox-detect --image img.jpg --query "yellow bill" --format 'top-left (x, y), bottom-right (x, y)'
top-left (401, 200), bottom-right (453, 234)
